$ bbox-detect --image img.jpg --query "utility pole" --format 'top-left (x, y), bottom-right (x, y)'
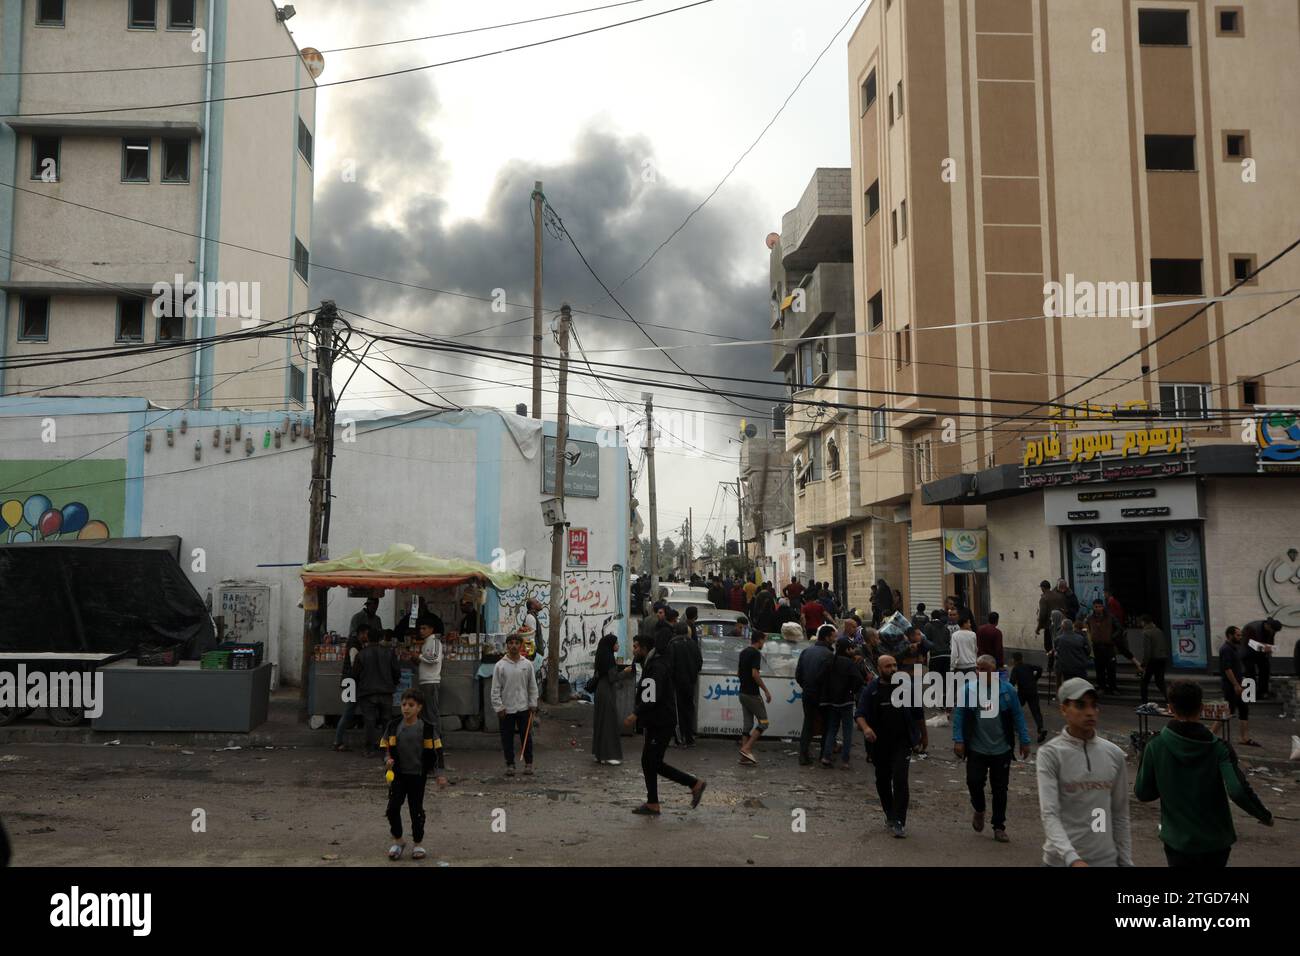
top-left (687, 507), bottom-right (693, 580)
top-left (531, 181), bottom-right (544, 419)
top-left (736, 477), bottom-right (745, 572)
top-left (301, 301), bottom-right (337, 709)
top-left (546, 304), bottom-right (571, 705)
top-left (643, 392), bottom-right (659, 603)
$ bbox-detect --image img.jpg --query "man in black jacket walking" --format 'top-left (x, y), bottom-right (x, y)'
top-left (625, 633), bottom-right (706, 814)
top-left (670, 609), bottom-right (703, 746)
top-left (795, 624), bottom-right (835, 765)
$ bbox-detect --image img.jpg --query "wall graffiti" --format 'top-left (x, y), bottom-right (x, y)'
top-left (497, 571), bottom-right (622, 682)
top-left (0, 460), bottom-right (125, 542)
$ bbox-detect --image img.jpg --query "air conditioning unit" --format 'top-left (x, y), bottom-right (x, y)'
top-left (772, 404), bottom-right (786, 435)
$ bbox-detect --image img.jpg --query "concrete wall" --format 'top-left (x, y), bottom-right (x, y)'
top-left (0, 400), bottom-right (630, 686)
top-left (1202, 478), bottom-right (1299, 660)
top-left (986, 491), bottom-right (1060, 653)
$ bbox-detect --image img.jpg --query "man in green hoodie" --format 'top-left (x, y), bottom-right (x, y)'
top-left (1134, 680), bottom-right (1273, 867)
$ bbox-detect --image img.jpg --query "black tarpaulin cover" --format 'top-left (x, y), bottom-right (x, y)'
top-left (0, 537), bottom-right (216, 657)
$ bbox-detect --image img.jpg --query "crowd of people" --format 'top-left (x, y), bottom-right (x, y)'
top-left (609, 573), bottom-right (1280, 866)
top-left (346, 577), bottom-right (1283, 867)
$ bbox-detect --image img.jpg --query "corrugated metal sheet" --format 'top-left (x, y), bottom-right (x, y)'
top-left (907, 528), bottom-right (944, 612)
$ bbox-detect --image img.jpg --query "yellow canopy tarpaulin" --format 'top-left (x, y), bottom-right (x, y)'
top-left (300, 543), bottom-right (542, 591)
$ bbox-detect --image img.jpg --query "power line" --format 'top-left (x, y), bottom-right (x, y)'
top-left (3, 0), bottom-right (719, 119)
top-left (0, 0), bottom-right (655, 76)
top-left (596, 0), bottom-right (869, 302)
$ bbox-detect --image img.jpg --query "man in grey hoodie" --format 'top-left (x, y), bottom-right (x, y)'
top-left (1036, 678), bottom-right (1132, 866)
top-left (1054, 619), bottom-right (1091, 683)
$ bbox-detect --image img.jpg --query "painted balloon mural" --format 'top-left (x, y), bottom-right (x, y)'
top-left (0, 495), bottom-right (108, 542)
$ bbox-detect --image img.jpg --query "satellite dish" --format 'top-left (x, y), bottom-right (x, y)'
top-left (300, 48), bottom-right (325, 79)
top-left (743, 422), bottom-right (758, 439)
top-left (765, 232), bottom-right (780, 250)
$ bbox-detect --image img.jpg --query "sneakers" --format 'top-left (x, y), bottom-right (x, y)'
top-left (505, 765), bottom-right (516, 776)
top-left (387, 843), bottom-right (404, 860)
top-left (892, 822), bottom-right (907, 839)
top-left (972, 810), bottom-right (986, 833)
top-left (993, 829), bottom-right (1010, 844)
top-left (523, 764), bottom-right (535, 775)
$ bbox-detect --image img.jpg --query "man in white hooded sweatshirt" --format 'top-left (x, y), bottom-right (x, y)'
top-left (1036, 677), bottom-right (1132, 867)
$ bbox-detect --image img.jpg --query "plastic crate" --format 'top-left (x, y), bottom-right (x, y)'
top-left (137, 647), bottom-right (179, 667)
top-left (229, 649), bottom-right (256, 671)
top-left (216, 641), bottom-right (264, 666)
top-left (201, 651), bottom-right (231, 670)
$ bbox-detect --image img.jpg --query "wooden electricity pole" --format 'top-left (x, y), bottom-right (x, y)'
top-left (531, 181), bottom-right (544, 419)
top-left (644, 392), bottom-right (659, 602)
top-left (546, 304), bottom-right (571, 705)
top-left (301, 301), bottom-right (337, 709)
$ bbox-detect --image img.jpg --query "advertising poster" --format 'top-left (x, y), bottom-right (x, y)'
top-left (943, 529), bottom-right (988, 574)
top-left (1166, 526), bottom-right (1208, 669)
top-left (695, 676), bottom-right (804, 738)
top-left (566, 527), bottom-right (588, 568)
top-left (1069, 531), bottom-right (1107, 609)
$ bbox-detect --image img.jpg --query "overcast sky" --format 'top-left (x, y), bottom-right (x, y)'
top-left (292, 0), bottom-right (862, 555)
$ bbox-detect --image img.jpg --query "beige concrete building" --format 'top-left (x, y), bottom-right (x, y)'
top-left (770, 167), bottom-right (877, 614)
top-left (0, 0), bottom-right (316, 409)
top-left (847, 0), bottom-right (1300, 666)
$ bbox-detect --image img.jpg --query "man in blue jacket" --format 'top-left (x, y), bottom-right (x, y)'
top-left (952, 655), bottom-right (1031, 843)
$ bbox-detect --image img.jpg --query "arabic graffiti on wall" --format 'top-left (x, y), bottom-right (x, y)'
top-left (221, 587), bottom-right (269, 643)
top-left (497, 571), bottom-right (621, 682)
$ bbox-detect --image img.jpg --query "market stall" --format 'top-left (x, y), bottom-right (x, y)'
top-left (695, 622), bottom-right (809, 738)
top-left (300, 545), bottom-right (543, 732)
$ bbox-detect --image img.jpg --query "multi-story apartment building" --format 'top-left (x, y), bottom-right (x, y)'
top-left (738, 428), bottom-right (795, 586)
top-left (770, 168), bottom-right (875, 614)
top-left (847, 0), bottom-right (1300, 666)
top-left (0, 0), bottom-right (316, 409)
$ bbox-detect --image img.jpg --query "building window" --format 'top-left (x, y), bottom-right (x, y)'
top-left (815, 537), bottom-right (826, 561)
top-left (861, 69), bottom-right (877, 115)
top-left (890, 209), bottom-right (898, 245)
top-left (869, 291), bottom-right (883, 330)
top-left (1145, 134), bottom-right (1195, 171)
top-left (895, 325), bottom-right (911, 367)
top-left (870, 407), bottom-right (887, 443)
top-left (1138, 9), bottom-right (1188, 45)
top-left (899, 199), bottom-right (908, 240)
top-left (895, 80), bottom-right (904, 118)
top-left (294, 239), bottom-right (310, 281)
top-left (1159, 383), bottom-right (1208, 419)
top-left (815, 341), bottom-right (829, 379)
top-left (168, 0), bottom-right (195, 29)
top-left (162, 138), bottom-right (189, 182)
top-left (1240, 380), bottom-right (1260, 406)
top-left (1216, 7), bottom-right (1243, 36)
top-left (795, 455), bottom-right (807, 491)
top-left (122, 137), bottom-right (150, 182)
top-left (19, 295), bottom-right (50, 341)
top-left (851, 533), bottom-right (863, 561)
top-left (887, 92), bottom-right (895, 127)
top-left (157, 311), bottom-right (185, 342)
top-left (1150, 259), bottom-right (1202, 295)
top-left (807, 432), bottom-right (823, 482)
top-left (298, 118), bottom-right (314, 165)
top-left (31, 135), bottom-right (60, 181)
top-left (865, 180), bottom-right (879, 220)
top-left (37, 0), bottom-right (64, 26)
top-left (129, 0), bottom-right (157, 29)
top-left (914, 438), bottom-right (933, 484)
top-left (116, 297), bottom-right (145, 343)
top-left (1230, 254), bottom-right (1256, 285)
top-left (1222, 131), bottom-right (1250, 160)
top-left (796, 341), bottom-right (815, 388)
top-left (290, 365), bottom-right (306, 404)
top-left (827, 436), bottom-right (840, 474)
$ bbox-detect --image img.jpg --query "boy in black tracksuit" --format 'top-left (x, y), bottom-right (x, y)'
top-left (381, 689), bottom-right (447, 860)
top-left (1009, 652), bottom-right (1047, 743)
top-left (625, 633), bottom-right (706, 814)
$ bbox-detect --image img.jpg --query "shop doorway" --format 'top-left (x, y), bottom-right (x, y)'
top-left (1102, 532), bottom-right (1162, 628)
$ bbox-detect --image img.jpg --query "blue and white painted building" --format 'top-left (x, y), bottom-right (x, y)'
top-left (0, 396), bottom-right (632, 686)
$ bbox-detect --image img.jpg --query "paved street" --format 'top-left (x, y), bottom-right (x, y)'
top-left (4, 707), bottom-right (1296, 867)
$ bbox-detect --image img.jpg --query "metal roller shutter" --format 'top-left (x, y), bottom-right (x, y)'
top-left (907, 528), bottom-right (944, 613)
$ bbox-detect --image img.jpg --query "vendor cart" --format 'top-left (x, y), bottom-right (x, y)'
top-left (300, 545), bottom-right (543, 731)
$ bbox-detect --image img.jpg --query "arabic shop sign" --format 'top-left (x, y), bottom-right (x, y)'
top-left (542, 436), bottom-right (600, 498)
top-left (1256, 410), bottom-right (1300, 470)
top-left (1020, 425), bottom-right (1193, 488)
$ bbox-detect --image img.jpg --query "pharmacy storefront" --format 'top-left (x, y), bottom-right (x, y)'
top-left (922, 419), bottom-right (1300, 670)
